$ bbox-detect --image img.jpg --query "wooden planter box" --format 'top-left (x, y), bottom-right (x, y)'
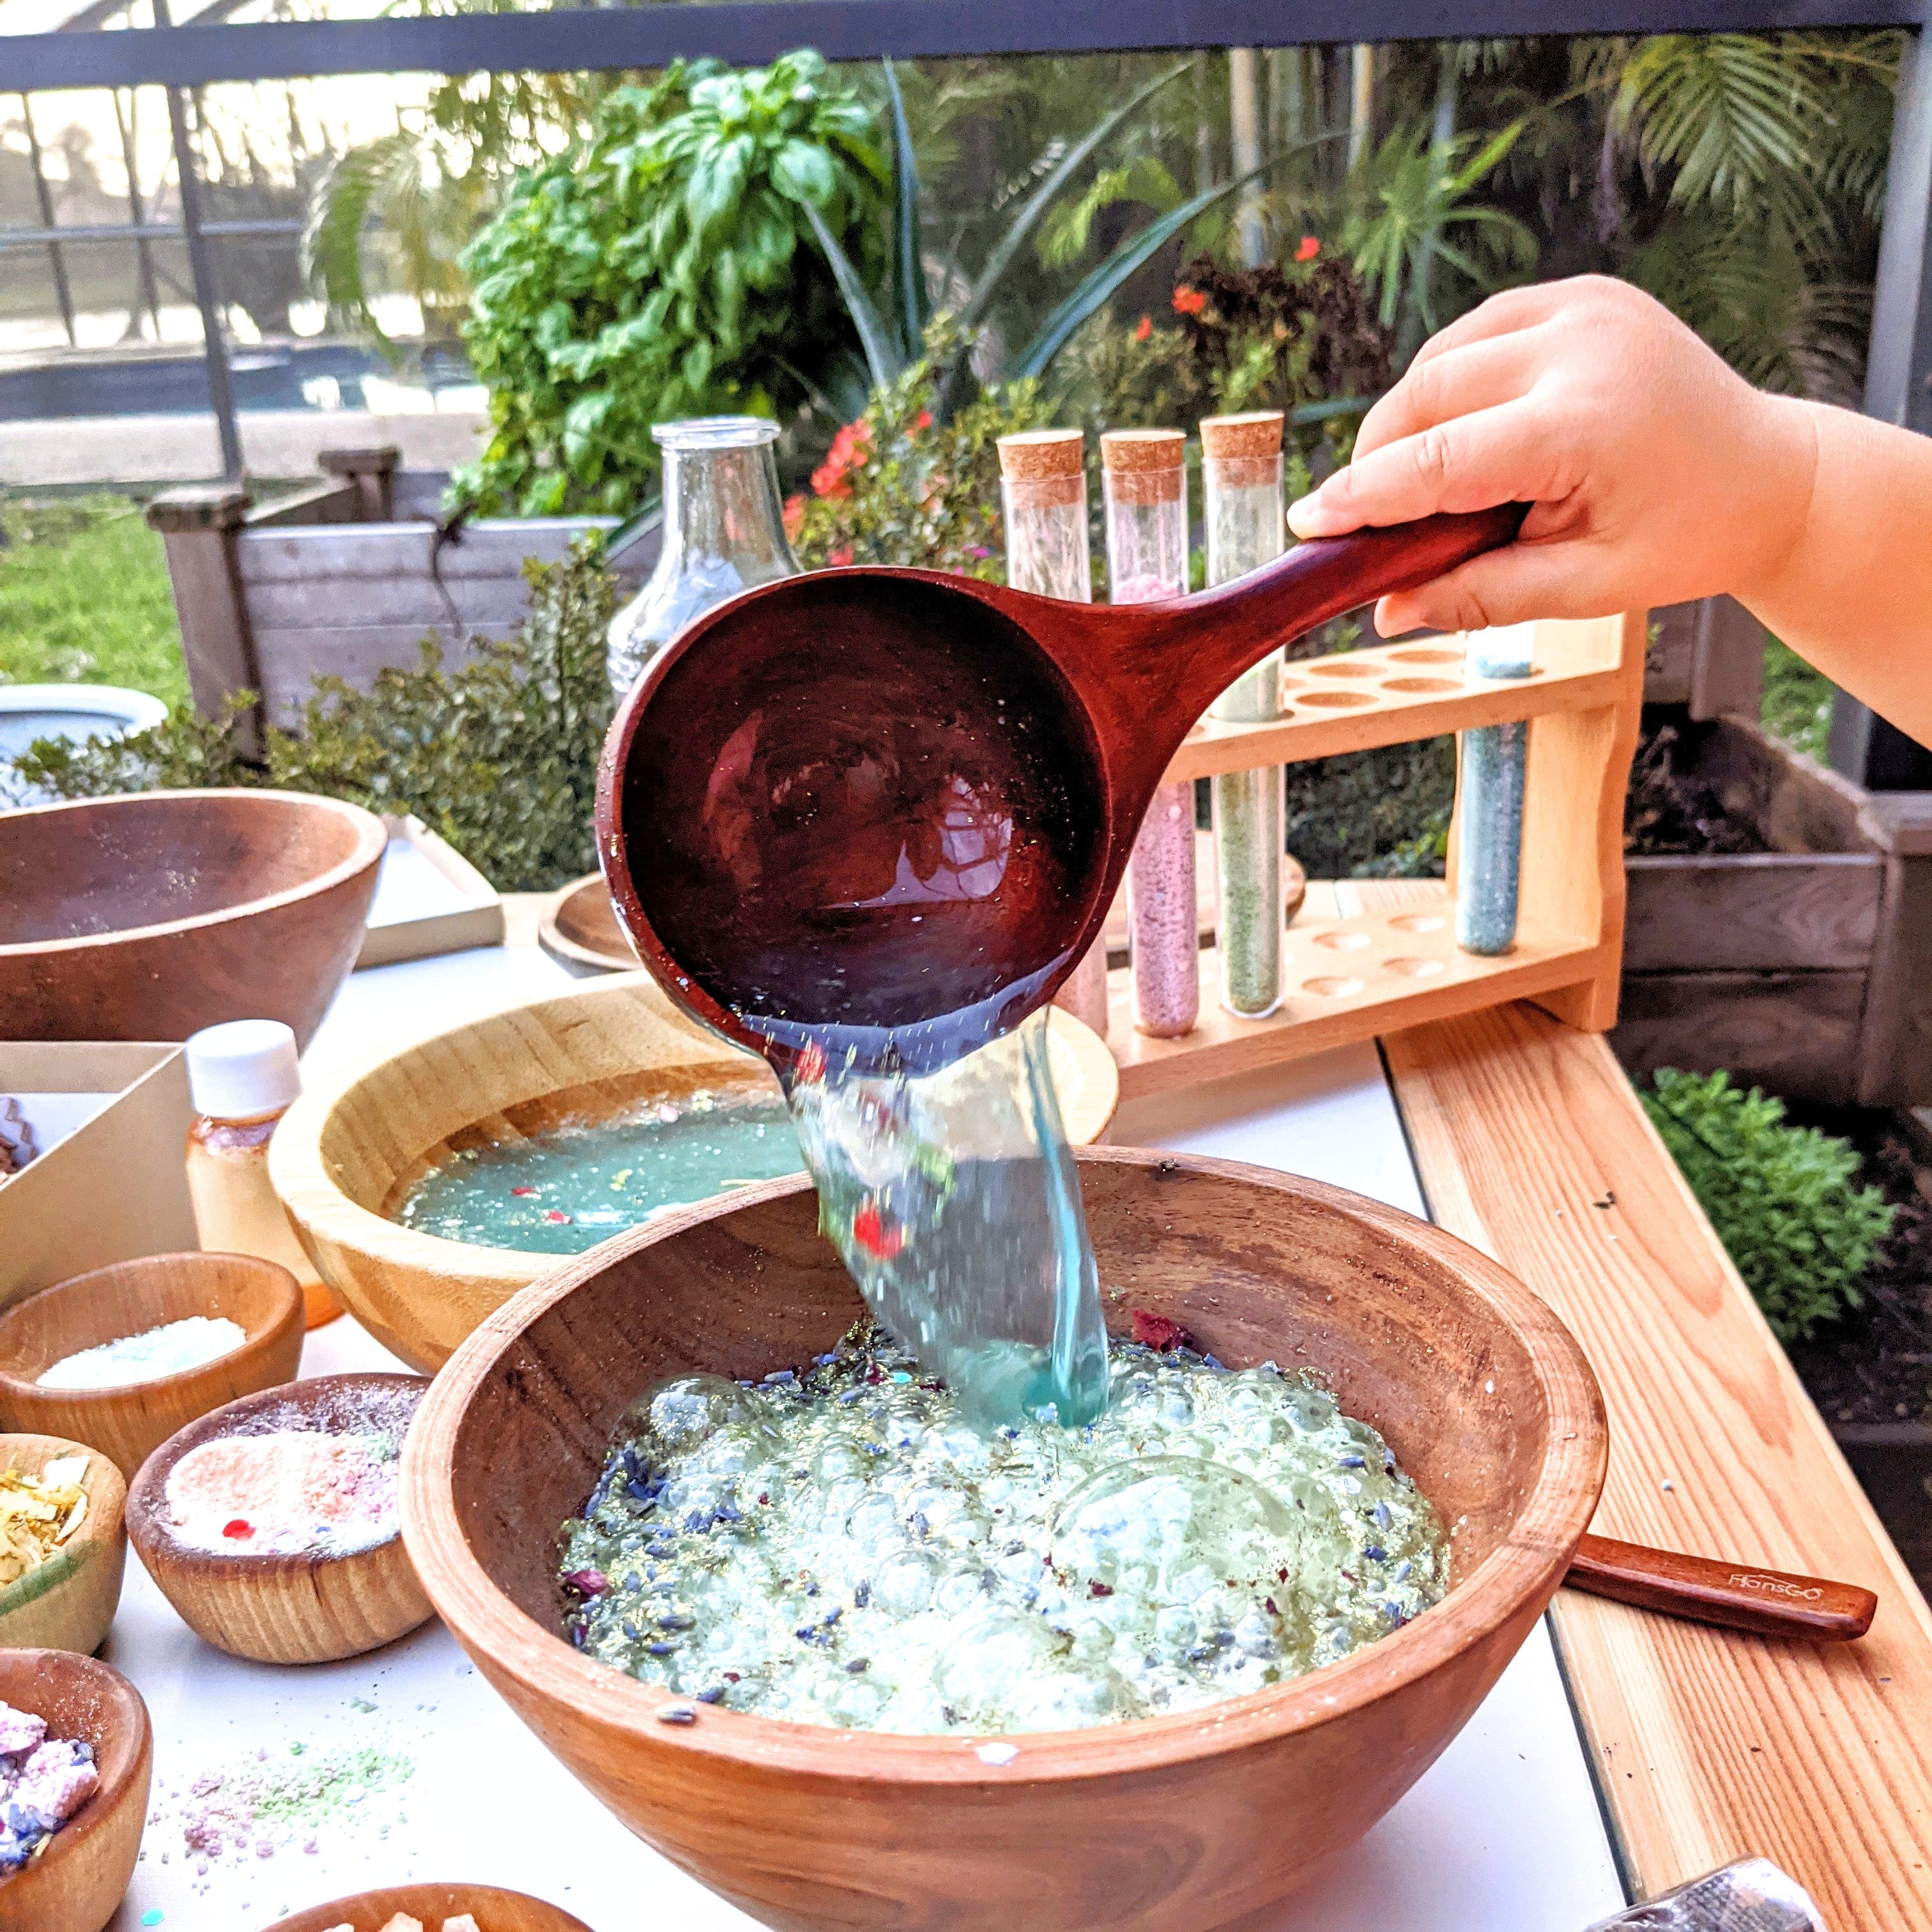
top-left (148, 447), bottom-right (660, 744)
top-left (1611, 714), bottom-right (1932, 1106)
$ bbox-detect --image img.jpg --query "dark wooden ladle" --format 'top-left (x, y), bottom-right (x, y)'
top-left (597, 502), bottom-right (1524, 1074)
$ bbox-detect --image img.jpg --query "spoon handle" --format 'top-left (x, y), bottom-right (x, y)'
top-left (1565, 1533), bottom-right (1877, 1642)
top-left (1142, 501), bottom-right (1530, 727)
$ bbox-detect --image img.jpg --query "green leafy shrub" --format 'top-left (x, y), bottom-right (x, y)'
top-left (787, 317), bottom-right (1055, 576)
top-left (8, 545), bottom-right (618, 894)
top-left (456, 53), bottom-right (885, 516)
top-left (1641, 1068), bottom-right (1896, 1341)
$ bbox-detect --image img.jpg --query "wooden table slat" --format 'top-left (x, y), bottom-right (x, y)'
top-left (1381, 988), bottom-right (1932, 1927)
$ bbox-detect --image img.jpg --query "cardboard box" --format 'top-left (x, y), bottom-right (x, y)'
top-left (0, 1042), bottom-right (197, 1307)
top-left (356, 814), bottom-right (505, 969)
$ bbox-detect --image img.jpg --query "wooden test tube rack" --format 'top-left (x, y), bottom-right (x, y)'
top-left (1104, 612), bottom-right (1647, 1100)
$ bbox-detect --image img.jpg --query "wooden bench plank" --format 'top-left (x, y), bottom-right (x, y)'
top-left (1380, 992), bottom-right (1932, 1928)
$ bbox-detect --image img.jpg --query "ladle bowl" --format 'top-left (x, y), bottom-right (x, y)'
top-left (402, 1147), bottom-right (1606, 1932)
top-left (596, 507), bottom-right (1524, 1070)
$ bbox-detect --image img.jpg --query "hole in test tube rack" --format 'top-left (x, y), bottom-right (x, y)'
top-left (1390, 648), bottom-right (1462, 664)
top-left (1301, 976), bottom-right (1365, 998)
top-left (1310, 930), bottom-right (1372, 951)
top-left (1381, 677), bottom-right (1461, 694)
top-left (1386, 913), bottom-right (1446, 934)
top-left (1298, 691), bottom-right (1377, 710)
top-left (1384, 956), bottom-right (1446, 979)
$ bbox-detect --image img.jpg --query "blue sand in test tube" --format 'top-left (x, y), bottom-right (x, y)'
top-left (1455, 624), bottom-right (1537, 956)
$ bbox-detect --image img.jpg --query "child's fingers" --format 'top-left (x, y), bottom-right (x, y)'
top-left (1400, 282), bottom-right (1570, 373)
top-left (1289, 397), bottom-right (1567, 538)
top-left (1373, 537), bottom-right (1599, 638)
top-left (1353, 329), bottom-right (1548, 460)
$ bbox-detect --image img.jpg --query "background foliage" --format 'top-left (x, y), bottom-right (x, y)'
top-left (1643, 1067), bottom-right (1897, 1341)
top-left (455, 53), bottom-right (886, 514)
top-left (7, 546), bottom-right (617, 893)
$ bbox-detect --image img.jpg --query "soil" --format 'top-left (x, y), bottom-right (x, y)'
top-left (1782, 1112), bottom-right (1932, 1427)
top-left (1623, 718), bottom-right (1770, 857)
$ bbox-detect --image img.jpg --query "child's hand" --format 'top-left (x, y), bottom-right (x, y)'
top-left (1288, 276), bottom-right (1819, 638)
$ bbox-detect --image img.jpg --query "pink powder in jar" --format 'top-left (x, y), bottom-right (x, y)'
top-left (1126, 781), bottom-right (1199, 1037)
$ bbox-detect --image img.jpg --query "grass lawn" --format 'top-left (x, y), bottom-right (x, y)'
top-left (0, 494), bottom-right (188, 710)
top-left (1761, 635), bottom-right (1834, 763)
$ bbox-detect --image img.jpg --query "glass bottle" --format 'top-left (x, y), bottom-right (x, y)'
top-left (1103, 428), bottom-right (1197, 1039)
top-left (1202, 411), bottom-right (1287, 1018)
top-left (1455, 623), bottom-right (1537, 954)
top-left (606, 416), bottom-right (801, 700)
top-left (184, 1019), bottom-right (339, 1330)
top-left (1000, 427), bottom-right (1108, 1041)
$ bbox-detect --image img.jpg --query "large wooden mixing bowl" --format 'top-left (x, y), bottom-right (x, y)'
top-left (273, 974), bottom-right (1118, 1373)
top-left (0, 788), bottom-right (385, 1045)
top-left (402, 1149), bottom-right (1607, 1932)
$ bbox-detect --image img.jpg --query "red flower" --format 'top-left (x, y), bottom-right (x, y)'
top-left (794, 1039), bottom-right (827, 1085)
top-left (1295, 236), bottom-right (1321, 263)
top-left (1133, 315), bottom-right (1152, 342)
top-left (912, 410), bottom-right (933, 434)
top-left (783, 493), bottom-right (806, 542)
top-left (1172, 286), bottom-right (1207, 317)
top-left (829, 546), bottom-right (854, 568)
top-left (1131, 1308), bottom-right (1198, 1353)
top-left (811, 418), bottom-right (873, 499)
top-left (852, 1202), bottom-right (905, 1261)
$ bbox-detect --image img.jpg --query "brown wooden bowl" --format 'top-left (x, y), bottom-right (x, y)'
top-left (0, 1253), bottom-right (305, 1482)
top-left (402, 1149), bottom-right (1607, 1932)
top-left (0, 1436), bottom-right (126, 1656)
top-left (0, 787), bottom-right (385, 1046)
top-left (267, 1881), bottom-right (595, 1932)
top-left (536, 873), bottom-right (640, 974)
top-left (0, 1648), bottom-right (151, 1932)
top-left (127, 1372), bottom-right (433, 1664)
top-left (272, 975), bottom-right (1118, 1372)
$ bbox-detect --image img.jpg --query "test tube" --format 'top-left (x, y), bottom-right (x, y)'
top-left (999, 428), bottom-right (1108, 1040)
top-left (1454, 622), bottom-right (1537, 954)
top-left (1201, 410), bottom-right (1286, 1018)
top-left (1103, 429), bottom-right (1197, 1039)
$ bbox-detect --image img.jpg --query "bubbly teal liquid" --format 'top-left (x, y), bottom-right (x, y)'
top-left (394, 1089), bottom-right (804, 1255)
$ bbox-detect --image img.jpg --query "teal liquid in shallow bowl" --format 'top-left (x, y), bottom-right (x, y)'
top-left (392, 1084), bottom-right (805, 1255)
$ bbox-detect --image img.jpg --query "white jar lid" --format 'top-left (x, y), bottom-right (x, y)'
top-left (186, 1019), bottom-right (302, 1119)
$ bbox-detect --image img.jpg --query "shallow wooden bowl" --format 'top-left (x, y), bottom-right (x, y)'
top-left (402, 1149), bottom-right (1607, 1932)
top-left (0, 1254), bottom-right (305, 1482)
top-left (0, 1648), bottom-right (151, 1932)
top-left (0, 1436), bottom-right (126, 1655)
top-left (536, 873), bottom-right (639, 973)
top-left (268, 1881), bottom-right (594, 1932)
top-left (127, 1372), bottom-right (433, 1664)
top-left (272, 974), bottom-right (1119, 1372)
top-left (0, 787), bottom-right (385, 1046)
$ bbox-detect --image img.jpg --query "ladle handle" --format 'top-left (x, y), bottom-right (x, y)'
top-left (1145, 500), bottom-right (1531, 727)
top-left (1566, 1533), bottom-right (1876, 1643)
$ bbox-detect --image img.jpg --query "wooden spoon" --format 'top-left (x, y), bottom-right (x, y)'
top-left (1566, 1533), bottom-right (1875, 1642)
top-left (596, 504), bottom-right (1524, 1073)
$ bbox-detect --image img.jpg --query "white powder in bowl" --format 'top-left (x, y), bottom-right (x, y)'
top-left (38, 1315), bottom-right (249, 1390)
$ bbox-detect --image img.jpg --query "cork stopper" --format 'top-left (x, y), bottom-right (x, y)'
top-left (1101, 428), bottom-right (1184, 505)
top-left (997, 428), bottom-right (1084, 480)
top-left (1199, 411), bottom-right (1284, 458)
top-left (999, 428), bottom-right (1085, 510)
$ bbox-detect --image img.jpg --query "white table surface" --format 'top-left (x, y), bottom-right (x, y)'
top-left (105, 943), bottom-right (1627, 1931)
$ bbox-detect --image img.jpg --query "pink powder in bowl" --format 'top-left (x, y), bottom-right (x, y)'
top-left (165, 1431), bottom-right (399, 1556)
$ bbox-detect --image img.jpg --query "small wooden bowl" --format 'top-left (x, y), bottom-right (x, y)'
top-left (272, 974), bottom-right (1120, 1371)
top-left (0, 1436), bottom-right (127, 1655)
top-left (127, 1372), bottom-right (433, 1664)
top-left (269, 1882), bottom-right (594, 1932)
top-left (0, 1254), bottom-right (305, 1482)
top-left (0, 1648), bottom-right (151, 1932)
top-left (402, 1151), bottom-right (1608, 1932)
top-left (0, 787), bottom-right (386, 1046)
top-left (537, 873), bottom-right (640, 973)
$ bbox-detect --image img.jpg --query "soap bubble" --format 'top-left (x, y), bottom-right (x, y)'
top-left (629, 1376), bottom-right (760, 1455)
top-left (1050, 1456), bottom-right (1300, 1617)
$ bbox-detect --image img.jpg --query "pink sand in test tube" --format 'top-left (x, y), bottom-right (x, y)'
top-left (1127, 781), bottom-right (1199, 1036)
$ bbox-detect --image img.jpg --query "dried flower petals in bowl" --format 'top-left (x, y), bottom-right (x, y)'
top-left (0, 1436), bottom-right (127, 1656)
top-left (269, 1882), bottom-right (593, 1932)
top-left (127, 1374), bottom-right (433, 1664)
